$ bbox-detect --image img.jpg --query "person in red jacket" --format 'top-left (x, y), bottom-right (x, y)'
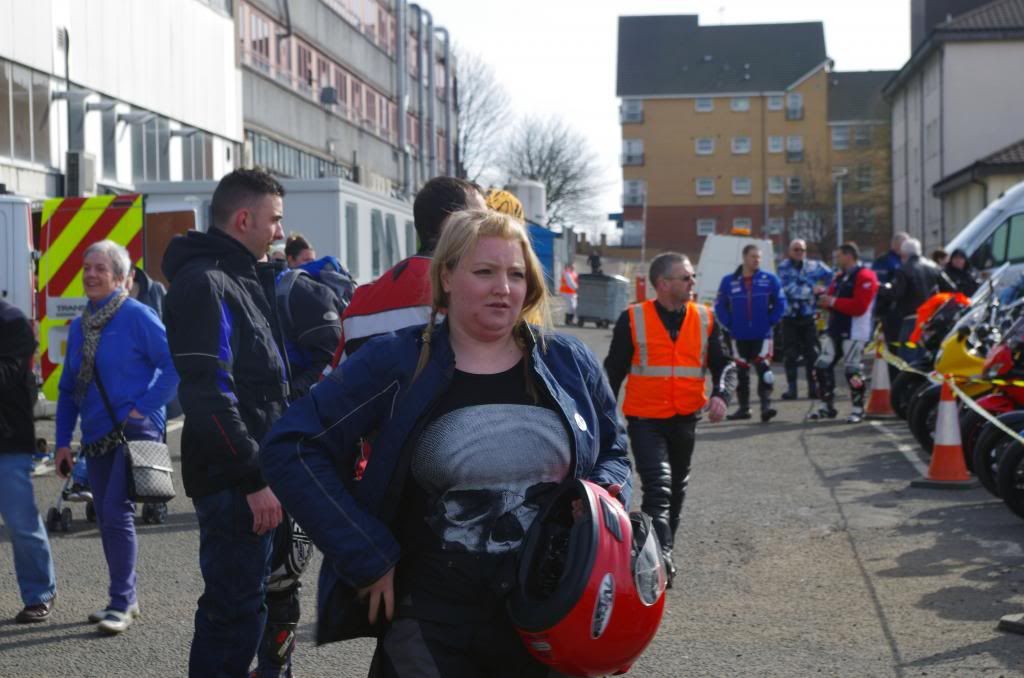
top-left (324, 177), bottom-right (486, 372)
top-left (811, 242), bottom-right (879, 423)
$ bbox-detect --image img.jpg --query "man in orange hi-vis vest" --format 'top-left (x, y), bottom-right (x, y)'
top-left (604, 252), bottom-right (736, 587)
top-left (559, 261), bottom-right (579, 326)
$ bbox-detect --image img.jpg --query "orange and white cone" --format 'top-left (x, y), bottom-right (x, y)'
top-left (911, 379), bottom-right (977, 489)
top-left (865, 345), bottom-right (895, 417)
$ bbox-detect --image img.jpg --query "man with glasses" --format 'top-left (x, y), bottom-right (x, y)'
top-left (604, 252), bottom-right (736, 587)
top-left (715, 245), bottom-right (786, 422)
top-left (777, 239), bottom-right (832, 400)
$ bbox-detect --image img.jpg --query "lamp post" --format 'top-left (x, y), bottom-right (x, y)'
top-left (832, 167), bottom-right (849, 248)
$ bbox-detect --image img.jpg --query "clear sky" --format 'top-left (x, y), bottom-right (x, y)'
top-left (423, 0), bottom-right (912, 237)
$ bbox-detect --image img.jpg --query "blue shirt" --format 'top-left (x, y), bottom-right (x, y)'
top-left (56, 291), bottom-right (179, 447)
top-left (777, 258), bottom-right (833, 319)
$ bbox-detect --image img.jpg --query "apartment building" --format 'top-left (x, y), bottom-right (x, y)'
top-left (0, 0), bottom-right (241, 199)
top-left (825, 71), bottom-right (896, 259)
top-left (616, 15), bottom-right (831, 258)
top-left (238, 0), bottom-right (456, 197)
top-left (0, 0), bottom-right (455, 202)
top-left (885, 0), bottom-right (1024, 250)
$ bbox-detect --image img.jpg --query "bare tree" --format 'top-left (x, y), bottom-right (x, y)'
top-left (498, 115), bottom-right (606, 228)
top-left (454, 48), bottom-right (512, 183)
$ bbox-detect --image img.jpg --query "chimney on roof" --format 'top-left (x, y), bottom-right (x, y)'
top-left (910, 0), bottom-right (994, 51)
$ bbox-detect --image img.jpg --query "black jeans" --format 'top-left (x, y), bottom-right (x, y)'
top-left (626, 415), bottom-right (697, 555)
top-left (733, 339), bottom-right (774, 411)
top-left (782, 317), bottom-right (818, 395)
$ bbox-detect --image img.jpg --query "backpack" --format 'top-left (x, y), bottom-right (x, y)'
top-left (275, 257), bottom-right (356, 370)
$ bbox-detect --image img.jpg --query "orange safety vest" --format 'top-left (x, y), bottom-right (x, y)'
top-left (623, 300), bottom-right (712, 418)
top-left (559, 269), bottom-right (578, 295)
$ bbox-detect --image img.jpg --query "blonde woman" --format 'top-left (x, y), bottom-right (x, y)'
top-left (261, 209), bottom-right (631, 676)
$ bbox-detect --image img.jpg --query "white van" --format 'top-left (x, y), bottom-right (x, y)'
top-left (694, 234), bottom-right (776, 304)
top-left (0, 189), bottom-right (37, 322)
top-left (945, 179), bottom-right (1024, 284)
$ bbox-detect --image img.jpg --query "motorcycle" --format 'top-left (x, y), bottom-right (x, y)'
top-left (905, 269), bottom-right (1021, 455)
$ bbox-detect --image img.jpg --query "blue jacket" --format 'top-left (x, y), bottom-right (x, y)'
top-left (714, 269), bottom-right (786, 340)
top-left (872, 250), bottom-right (902, 287)
top-left (259, 321), bottom-right (632, 643)
top-left (777, 258), bottom-right (833, 319)
top-left (56, 292), bottom-right (179, 448)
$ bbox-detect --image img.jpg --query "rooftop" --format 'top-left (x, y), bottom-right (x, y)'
top-left (828, 71), bottom-right (897, 122)
top-left (617, 15), bottom-right (828, 97)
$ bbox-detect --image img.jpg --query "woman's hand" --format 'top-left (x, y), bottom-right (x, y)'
top-left (55, 447), bottom-right (74, 479)
top-left (573, 483), bottom-right (625, 521)
top-left (357, 567), bottom-right (395, 625)
top-left (127, 408), bottom-right (146, 420)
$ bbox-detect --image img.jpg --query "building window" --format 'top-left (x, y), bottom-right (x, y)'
top-left (786, 92), bottom-right (803, 119)
top-left (385, 213), bottom-right (399, 266)
top-left (854, 126), bottom-right (872, 147)
top-left (11, 64), bottom-right (31, 162)
top-left (622, 138), bottom-right (644, 165)
top-left (731, 136), bottom-right (751, 154)
top-left (695, 97), bottom-right (713, 112)
top-left (732, 217), bottom-right (752, 233)
top-left (371, 208), bottom-right (384, 277)
top-left (696, 218), bottom-right (716, 236)
top-left (788, 176), bottom-right (803, 194)
top-left (696, 177), bottom-right (715, 196)
top-left (621, 98), bottom-right (643, 123)
top-left (732, 177), bottom-right (752, 195)
top-left (766, 217), bottom-right (785, 235)
top-left (768, 136), bottom-right (783, 153)
top-left (832, 126), bottom-right (850, 150)
top-left (405, 220), bottom-right (416, 258)
top-left (786, 135), bottom-right (804, 162)
top-left (345, 201), bottom-right (360, 277)
top-left (695, 137), bottom-right (715, 155)
top-left (31, 71), bottom-right (50, 166)
top-left (855, 165), bottom-right (873, 191)
top-left (768, 176), bottom-right (785, 194)
top-left (767, 95), bottom-right (783, 110)
top-left (730, 97), bottom-right (750, 112)
top-left (623, 179), bottom-right (645, 206)
top-left (0, 63), bottom-right (10, 158)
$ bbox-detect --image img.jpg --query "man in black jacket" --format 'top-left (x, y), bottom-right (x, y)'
top-left (0, 299), bottom-right (57, 623)
top-left (882, 237), bottom-right (943, 352)
top-left (163, 168), bottom-right (290, 676)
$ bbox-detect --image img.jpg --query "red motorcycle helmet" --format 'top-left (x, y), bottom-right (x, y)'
top-left (507, 479), bottom-right (667, 677)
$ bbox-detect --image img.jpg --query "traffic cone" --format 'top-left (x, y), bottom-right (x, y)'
top-left (911, 379), bottom-right (978, 489)
top-left (865, 346), bottom-right (895, 417)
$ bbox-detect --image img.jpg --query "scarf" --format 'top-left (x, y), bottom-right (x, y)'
top-left (74, 290), bottom-right (129, 405)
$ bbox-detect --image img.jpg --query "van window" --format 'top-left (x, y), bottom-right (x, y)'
top-left (371, 209), bottom-right (384, 277)
top-left (345, 202), bottom-right (360, 278)
top-left (971, 219), bottom-right (1009, 269)
top-left (385, 214), bottom-right (399, 265)
top-left (1007, 214), bottom-right (1024, 264)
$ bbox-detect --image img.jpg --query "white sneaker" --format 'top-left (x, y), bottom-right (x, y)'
top-left (97, 608), bottom-right (137, 634)
top-left (846, 409), bottom-right (865, 424)
top-left (89, 602), bottom-right (140, 624)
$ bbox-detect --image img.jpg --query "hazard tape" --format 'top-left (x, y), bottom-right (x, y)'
top-left (947, 379), bottom-right (1024, 448)
top-left (870, 326), bottom-right (1024, 448)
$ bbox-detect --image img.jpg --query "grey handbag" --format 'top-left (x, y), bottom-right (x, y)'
top-left (95, 369), bottom-right (176, 504)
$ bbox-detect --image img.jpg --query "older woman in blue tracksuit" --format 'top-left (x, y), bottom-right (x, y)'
top-left (715, 244), bottom-right (786, 422)
top-left (261, 210), bottom-right (631, 677)
top-left (54, 240), bottom-right (178, 635)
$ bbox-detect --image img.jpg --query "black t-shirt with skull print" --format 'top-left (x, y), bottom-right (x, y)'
top-left (396, 359), bottom-right (572, 623)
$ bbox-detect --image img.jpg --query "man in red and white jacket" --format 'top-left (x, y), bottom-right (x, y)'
top-left (811, 242), bottom-right (879, 423)
top-left (324, 177), bottom-right (485, 373)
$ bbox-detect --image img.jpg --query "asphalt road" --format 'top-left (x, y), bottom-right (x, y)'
top-left (3, 325), bottom-right (1024, 677)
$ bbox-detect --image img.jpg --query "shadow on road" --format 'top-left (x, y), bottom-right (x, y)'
top-left (0, 619), bottom-right (112, 653)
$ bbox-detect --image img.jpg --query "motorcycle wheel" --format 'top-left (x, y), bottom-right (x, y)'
top-left (908, 383), bottom-right (941, 455)
top-left (891, 372), bottom-right (926, 420)
top-left (974, 413), bottom-right (1024, 497)
top-left (959, 408), bottom-right (989, 473)
top-left (996, 440), bottom-right (1024, 520)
